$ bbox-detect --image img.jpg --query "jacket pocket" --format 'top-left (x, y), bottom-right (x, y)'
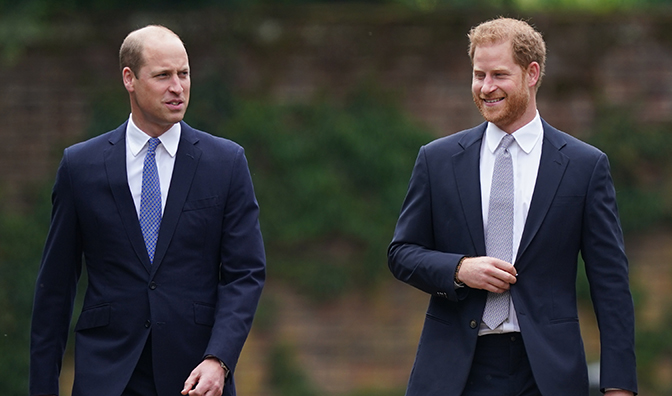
top-left (549, 316), bottom-right (579, 325)
top-left (426, 312), bottom-right (453, 327)
top-left (193, 302), bottom-right (215, 327)
top-left (74, 304), bottom-right (110, 331)
top-left (183, 196), bottom-right (219, 212)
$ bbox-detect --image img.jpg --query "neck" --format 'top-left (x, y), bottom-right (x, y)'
top-left (130, 113), bottom-right (174, 138)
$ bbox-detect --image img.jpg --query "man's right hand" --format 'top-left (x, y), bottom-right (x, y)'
top-left (456, 256), bottom-right (517, 292)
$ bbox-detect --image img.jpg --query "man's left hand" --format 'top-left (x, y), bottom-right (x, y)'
top-left (181, 358), bottom-right (226, 396)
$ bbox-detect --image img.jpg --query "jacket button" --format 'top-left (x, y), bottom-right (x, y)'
top-left (149, 281), bottom-right (157, 290)
top-left (144, 320), bottom-right (151, 328)
top-left (470, 320), bottom-right (478, 329)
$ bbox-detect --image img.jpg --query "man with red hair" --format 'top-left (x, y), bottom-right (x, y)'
top-left (389, 17), bottom-right (637, 396)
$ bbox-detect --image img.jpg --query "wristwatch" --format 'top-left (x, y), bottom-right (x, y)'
top-left (205, 355), bottom-right (230, 379)
top-left (454, 256), bottom-right (466, 287)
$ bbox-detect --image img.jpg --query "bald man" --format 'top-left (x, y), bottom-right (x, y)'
top-left (30, 25), bottom-right (266, 396)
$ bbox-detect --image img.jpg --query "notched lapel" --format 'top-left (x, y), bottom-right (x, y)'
top-left (452, 128), bottom-right (486, 255)
top-left (103, 126), bottom-right (153, 273)
top-left (151, 127), bottom-right (202, 274)
top-left (517, 125), bottom-right (569, 264)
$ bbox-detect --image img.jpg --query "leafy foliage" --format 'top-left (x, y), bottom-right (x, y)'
top-left (0, 0), bottom-right (667, 13)
top-left (584, 106), bottom-right (672, 393)
top-left (1, 2), bottom-right (670, 390)
top-left (268, 343), bottom-right (319, 396)
top-left (189, 84), bottom-right (434, 300)
top-left (637, 304), bottom-right (672, 394)
top-left (0, 186), bottom-right (51, 395)
top-left (587, 106), bottom-right (672, 232)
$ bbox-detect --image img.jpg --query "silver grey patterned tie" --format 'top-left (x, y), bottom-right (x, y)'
top-left (482, 133), bottom-right (515, 329)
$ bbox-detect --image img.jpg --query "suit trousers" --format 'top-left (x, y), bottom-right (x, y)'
top-left (122, 334), bottom-right (159, 396)
top-left (462, 333), bottom-right (542, 396)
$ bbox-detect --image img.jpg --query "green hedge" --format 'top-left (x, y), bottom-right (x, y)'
top-left (190, 84), bottom-right (434, 300)
top-left (588, 106), bottom-right (672, 232)
top-left (3, 70), bottom-right (672, 394)
top-left (0, 186), bottom-right (51, 395)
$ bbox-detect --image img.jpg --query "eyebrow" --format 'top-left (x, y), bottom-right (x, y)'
top-left (473, 66), bottom-right (512, 74)
top-left (150, 67), bottom-right (189, 75)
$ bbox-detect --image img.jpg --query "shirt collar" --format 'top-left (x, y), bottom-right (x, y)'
top-left (126, 115), bottom-right (181, 158)
top-left (485, 111), bottom-right (542, 155)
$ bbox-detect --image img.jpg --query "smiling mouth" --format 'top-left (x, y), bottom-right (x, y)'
top-left (483, 98), bottom-right (504, 104)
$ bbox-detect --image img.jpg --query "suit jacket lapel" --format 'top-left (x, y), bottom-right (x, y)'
top-left (151, 122), bottom-right (201, 274)
top-left (516, 120), bottom-right (569, 264)
top-left (104, 122), bottom-right (153, 273)
top-left (453, 124), bottom-right (487, 256)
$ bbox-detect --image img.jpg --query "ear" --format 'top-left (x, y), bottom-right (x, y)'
top-left (122, 67), bottom-right (135, 93)
top-left (526, 62), bottom-right (540, 88)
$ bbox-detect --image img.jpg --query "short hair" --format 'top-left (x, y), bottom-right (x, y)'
top-left (119, 25), bottom-right (182, 76)
top-left (468, 17), bottom-right (546, 87)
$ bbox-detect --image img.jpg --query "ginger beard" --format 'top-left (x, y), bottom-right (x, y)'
top-left (473, 71), bottom-right (531, 131)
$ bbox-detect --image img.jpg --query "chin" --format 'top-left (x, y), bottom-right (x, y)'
top-left (479, 108), bottom-right (504, 124)
top-left (167, 113), bottom-right (186, 124)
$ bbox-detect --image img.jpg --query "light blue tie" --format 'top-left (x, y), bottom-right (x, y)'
top-left (482, 133), bottom-right (515, 329)
top-left (139, 137), bottom-right (162, 264)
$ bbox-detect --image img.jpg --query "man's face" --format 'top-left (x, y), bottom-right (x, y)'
top-left (124, 35), bottom-right (190, 137)
top-left (471, 40), bottom-right (535, 133)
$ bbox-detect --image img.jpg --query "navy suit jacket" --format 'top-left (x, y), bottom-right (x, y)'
top-left (388, 120), bottom-right (637, 396)
top-left (30, 121), bottom-right (266, 396)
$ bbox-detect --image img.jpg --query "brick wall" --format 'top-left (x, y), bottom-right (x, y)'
top-left (6, 6), bottom-right (671, 395)
top-left (3, 8), bottom-right (672, 208)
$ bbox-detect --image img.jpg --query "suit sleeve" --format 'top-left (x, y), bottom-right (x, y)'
top-left (388, 146), bottom-right (466, 302)
top-left (581, 153), bottom-right (637, 394)
top-left (30, 151), bottom-right (84, 395)
top-left (204, 147), bottom-right (266, 377)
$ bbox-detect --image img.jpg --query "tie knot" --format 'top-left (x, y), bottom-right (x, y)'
top-left (147, 138), bottom-right (161, 154)
top-left (498, 134), bottom-right (515, 152)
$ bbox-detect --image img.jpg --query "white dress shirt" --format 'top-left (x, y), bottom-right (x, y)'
top-left (478, 111), bottom-right (543, 335)
top-left (126, 115), bottom-right (181, 217)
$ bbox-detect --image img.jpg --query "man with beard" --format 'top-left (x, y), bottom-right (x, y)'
top-left (388, 17), bottom-right (637, 396)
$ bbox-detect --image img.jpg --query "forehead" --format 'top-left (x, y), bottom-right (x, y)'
top-left (472, 40), bottom-right (517, 71)
top-left (140, 35), bottom-right (189, 72)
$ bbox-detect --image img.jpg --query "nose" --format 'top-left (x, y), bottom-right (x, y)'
top-left (168, 74), bottom-right (183, 94)
top-left (481, 75), bottom-right (497, 95)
